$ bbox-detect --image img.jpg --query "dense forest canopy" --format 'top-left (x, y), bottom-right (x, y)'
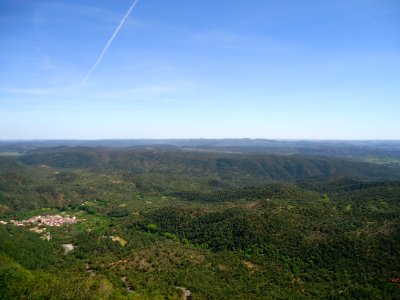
top-left (0, 142), bottom-right (399, 299)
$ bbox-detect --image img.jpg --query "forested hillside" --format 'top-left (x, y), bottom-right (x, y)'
top-left (0, 147), bottom-right (399, 299)
top-left (2, 139), bottom-right (400, 161)
top-left (19, 147), bottom-right (400, 180)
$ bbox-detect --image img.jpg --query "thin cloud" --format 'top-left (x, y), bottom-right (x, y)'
top-left (81, 0), bottom-right (140, 86)
top-left (35, 47), bottom-right (53, 69)
top-left (34, 2), bottom-right (145, 26)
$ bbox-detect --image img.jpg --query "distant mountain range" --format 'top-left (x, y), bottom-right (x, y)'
top-left (12, 146), bottom-right (400, 183)
top-left (1, 139), bottom-right (400, 160)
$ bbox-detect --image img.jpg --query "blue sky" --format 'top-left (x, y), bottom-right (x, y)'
top-left (0, 0), bottom-right (399, 139)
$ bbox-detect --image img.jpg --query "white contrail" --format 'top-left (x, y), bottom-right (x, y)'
top-left (81, 0), bottom-right (140, 86)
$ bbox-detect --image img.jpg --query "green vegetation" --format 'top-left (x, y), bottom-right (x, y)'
top-left (0, 147), bottom-right (399, 299)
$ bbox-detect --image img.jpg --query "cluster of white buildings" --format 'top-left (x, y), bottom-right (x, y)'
top-left (9, 214), bottom-right (78, 227)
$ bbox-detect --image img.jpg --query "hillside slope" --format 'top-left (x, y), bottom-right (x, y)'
top-left (18, 147), bottom-right (400, 182)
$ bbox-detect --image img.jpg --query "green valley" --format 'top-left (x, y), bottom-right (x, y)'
top-left (0, 143), bottom-right (399, 299)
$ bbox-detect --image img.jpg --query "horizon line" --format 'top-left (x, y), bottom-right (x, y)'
top-left (1, 138), bottom-right (400, 142)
